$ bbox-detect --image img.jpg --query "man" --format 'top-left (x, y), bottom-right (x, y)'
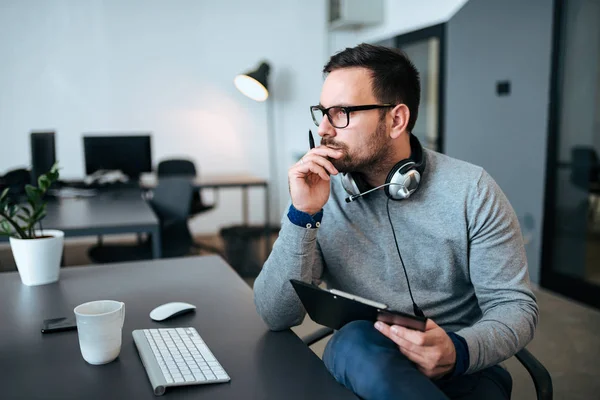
top-left (253, 43), bottom-right (538, 400)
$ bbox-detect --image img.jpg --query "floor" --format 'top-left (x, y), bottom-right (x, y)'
top-left (1, 235), bottom-right (599, 400)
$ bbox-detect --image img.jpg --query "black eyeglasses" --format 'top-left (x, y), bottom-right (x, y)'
top-left (310, 104), bottom-right (396, 129)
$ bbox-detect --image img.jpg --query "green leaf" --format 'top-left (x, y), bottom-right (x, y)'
top-left (26, 199), bottom-right (36, 214)
top-left (48, 170), bottom-right (59, 182)
top-left (38, 175), bottom-right (50, 191)
top-left (0, 188), bottom-right (8, 203)
top-left (16, 214), bottom-right (30, 223)
top-left (33, 211), bottom-right (46, 224)
top-left (31, 208), bottom-right (43, 221)
top-left (30, 204), bottom-right (47, 224)
top-left (1, 220), bottom-right (12, 235)
top-left (25, 185), bottom-right (41, 203)
top-left (21, 206), bottom-right (32, 217)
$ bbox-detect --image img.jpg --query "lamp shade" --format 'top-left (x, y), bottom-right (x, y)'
top-left (234, 61), bottom-right (270, 102)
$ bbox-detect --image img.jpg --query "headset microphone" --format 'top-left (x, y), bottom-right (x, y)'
top-left (345, 182), bottom-right (400, 203)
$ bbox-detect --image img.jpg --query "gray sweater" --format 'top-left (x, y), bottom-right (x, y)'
top-left (253, 149), bottom-right (538, 374)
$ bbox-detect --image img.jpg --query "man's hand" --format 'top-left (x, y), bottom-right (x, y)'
top-left (288, 147), bottom-right (343, 215)
top-left (374, 319), bottom-right (456, 379)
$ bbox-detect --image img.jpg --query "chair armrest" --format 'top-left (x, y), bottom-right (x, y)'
top-left (515, 348), bottom-right (553, 400)
top-left (301, 327), bottom-right (334, 347)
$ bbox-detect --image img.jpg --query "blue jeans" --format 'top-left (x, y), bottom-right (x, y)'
top-left (323, 320), bottom-right (512, 400)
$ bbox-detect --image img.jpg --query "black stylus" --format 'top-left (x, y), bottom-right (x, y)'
top-left (309, 130), bottom-right (315, 150)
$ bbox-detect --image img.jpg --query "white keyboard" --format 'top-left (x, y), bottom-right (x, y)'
top-left (132, 327), bottom-right (230, 396)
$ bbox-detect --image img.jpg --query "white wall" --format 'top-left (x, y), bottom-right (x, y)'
top-left (0, 0), bottom-right (327, 234)
top-left (445, 0), bottom-right (554, 283)
top-left (329, 0), bottom-right (468, 52)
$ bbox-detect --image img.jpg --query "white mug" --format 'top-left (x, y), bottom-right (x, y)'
top-left (74, 300), bottom-right (125, 365)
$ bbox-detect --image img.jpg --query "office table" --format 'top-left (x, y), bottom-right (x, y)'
top-left (0, 255), bottom-right (356, 399)
top-left (0, 189), bottom-right (162, 258)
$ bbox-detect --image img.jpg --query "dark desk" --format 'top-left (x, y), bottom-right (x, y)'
top-left (0, 189), bottom-right (161, 258)
top-left (0, 256), bottom-right (355, 399)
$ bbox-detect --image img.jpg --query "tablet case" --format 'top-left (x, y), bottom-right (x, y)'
top-left (290, 279), bottom-right (427, 332)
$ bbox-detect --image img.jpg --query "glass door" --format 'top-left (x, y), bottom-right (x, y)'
top-left (376, 24), bottom-right (445, 153)
top-left (542, 0), bottom-right (600, 308)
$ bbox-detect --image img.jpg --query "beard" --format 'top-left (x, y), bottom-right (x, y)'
top-left (321, 119), bottom-right (392, 174)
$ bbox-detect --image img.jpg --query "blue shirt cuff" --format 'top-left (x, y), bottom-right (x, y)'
top-left (447, 332), bottom-right (469, 377)
top-left (287, 204), bottom-right (323, 229)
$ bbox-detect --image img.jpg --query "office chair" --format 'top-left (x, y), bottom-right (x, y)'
top-left (157, 159), bottom-right (217, 216)
top-left (88, 177), bottom-right (196, 263)
top-left (570, 147), bottom-right (600, 224)
top-left (156, 159), bottom-right (223, 255)
top-left (301, 327), bottom-right (553, 400)
top-left (0, 168), bottom-right (31, 202)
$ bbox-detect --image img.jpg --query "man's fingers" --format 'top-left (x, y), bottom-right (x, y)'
top-left (390, 324), bottom-right (431, 346)
top-left (308, 162), bottom-right (330, 181)
top-left (376, 321), bottom-right (430, 347)
top-left (301, 155), bottom-right (338, 175)
top-left (291, 159), bottom-right (330, 181)
top-left (374, 322), bottom-right (419, 351)
top-left (424, 319), bottom-right (438, 331)
top-left (376, 322), bottom-right (453, 380)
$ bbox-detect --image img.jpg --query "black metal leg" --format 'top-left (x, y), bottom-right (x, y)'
top-left (264, 184), bottom-right (270, 261)
top-left (151, 228), bottom-right (162, 259)
top-left (242, 186), bottom-right (249, 226)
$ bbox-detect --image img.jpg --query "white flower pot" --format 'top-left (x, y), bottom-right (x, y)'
top-left (9, 230), bottom-right (64, 286)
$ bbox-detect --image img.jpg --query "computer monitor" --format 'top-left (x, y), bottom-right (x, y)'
top-left (30, 131), bottom-right (56, 185)
top-left (83, 134), bottom-right (152, 179)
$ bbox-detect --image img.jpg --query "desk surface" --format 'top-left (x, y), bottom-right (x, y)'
top-left (45, 189), bottom-right (158, 233)
top-left (140, 173), bottom-right (267, 189)
top-left (0, 189), bottom-right (159, 242)
top-left (0, 256), bottom-right (355, 399)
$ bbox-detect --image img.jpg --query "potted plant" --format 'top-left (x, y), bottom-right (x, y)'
top-left (0, 163), bottom-right (63, 286)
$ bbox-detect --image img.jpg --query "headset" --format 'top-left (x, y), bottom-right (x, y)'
top-left (339, 134), bottom-right (427, 318)
top-left (341, 134), bottom-right (426, 203)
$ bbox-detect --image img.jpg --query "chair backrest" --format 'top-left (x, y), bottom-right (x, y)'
top-left (0, 168), bottom-right (31, 200)
top-left (150, 177), bottom-right (193, 222)
top-left (571, 147), bottom-right (600, 190)
top-left (157, 159), bottom-right (197, 177)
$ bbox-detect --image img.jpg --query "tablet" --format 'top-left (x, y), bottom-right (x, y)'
top-left (290, 279), bottom-right (427, 332)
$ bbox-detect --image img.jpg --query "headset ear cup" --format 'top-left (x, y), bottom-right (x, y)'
top-left (341, 172), bottom-right (361, 196)
top-left (385, 161), bottom-right (420, 200)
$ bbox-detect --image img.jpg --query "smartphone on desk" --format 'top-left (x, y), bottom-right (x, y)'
top-left (41, 317), bottom-right (77, 334)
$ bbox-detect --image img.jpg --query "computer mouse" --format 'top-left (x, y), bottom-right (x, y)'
top-left (149, 302), bottom-right (196, 322)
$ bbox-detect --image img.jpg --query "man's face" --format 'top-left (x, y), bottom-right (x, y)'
top-left (317, 67), bottom-right (391, 173)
